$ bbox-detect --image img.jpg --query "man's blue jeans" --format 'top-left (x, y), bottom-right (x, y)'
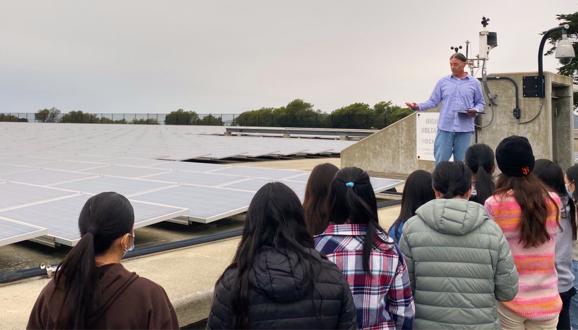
top-left (434, 129), bottom-right (473, 164)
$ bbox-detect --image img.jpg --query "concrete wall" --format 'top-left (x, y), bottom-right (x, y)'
top-left (476, 72), bottom-right (574, 170)
top-left (342, 72), bottom-right (574, 176)
top-left (341, 112), bottom-right (435, 176)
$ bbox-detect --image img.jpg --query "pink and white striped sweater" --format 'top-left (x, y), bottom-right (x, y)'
top-left (484, 191), bottom-right (562, 321)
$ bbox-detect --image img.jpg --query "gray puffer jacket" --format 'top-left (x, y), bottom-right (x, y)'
top-left (399, 198), bottom-right (518, 329)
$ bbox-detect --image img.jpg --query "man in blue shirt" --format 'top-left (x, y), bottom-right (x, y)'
top-left (406, 53), bottom-right (485, 164)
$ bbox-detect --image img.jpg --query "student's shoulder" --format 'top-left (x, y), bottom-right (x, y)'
top-left (130, 276), bottom-right (169, 296)
top-left (401, 214), bottom-right (425, 233)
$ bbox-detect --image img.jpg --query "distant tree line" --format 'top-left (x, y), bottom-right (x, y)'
top-left (164, 109), bottom-right (223, 126)
top-left (232, 99), bottom-right (412, 129)
top-left (0, 114), bottom-right (28, 122)
top-left (0, 100), bottom-right (412, 129)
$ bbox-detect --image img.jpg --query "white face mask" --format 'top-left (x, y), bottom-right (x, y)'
top-left (566, 183), bottom-right (573, 197)
top-left (122, 233), bottom-right (135, 257)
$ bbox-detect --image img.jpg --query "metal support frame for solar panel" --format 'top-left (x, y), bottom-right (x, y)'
top-left (0, 216), bottom-right (49, 247)
top-left (0, 195), bottom-right (188, 247)
top-left (370, 178), bottom-right (404, 192)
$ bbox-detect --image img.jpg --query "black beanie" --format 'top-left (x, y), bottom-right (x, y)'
top-left (495, 136), bottom-right (535, 177)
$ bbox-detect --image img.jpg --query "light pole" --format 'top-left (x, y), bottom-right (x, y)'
top-left (524, 24), bottom-right (575, 98)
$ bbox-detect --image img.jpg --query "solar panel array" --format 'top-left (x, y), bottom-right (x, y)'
top-left (0, 123), bottom-right (402, 247)
top-left (0, 123), bottom-right (355, 161)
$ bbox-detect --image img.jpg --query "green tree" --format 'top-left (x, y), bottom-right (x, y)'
top-left (329, 103), bottom-right (374, 128)
top-left (35, 107), bottom-right (61, 123)
top-left (546, 12), bottom-right (578, 76)
top-left (0, 114), bottom-right (27, 122)
top-left (60, 111), bottom-right (100, 123)
top-left (198, 114), bottom-right (224, 126)
top-left (164, 109), bottom-right (199, 125)
top-left (233, 108), bottom-right (276, 126)
top-left (99, 117), bottom-right (127, 124)
top-left (274, 99), bottom-right (326, 127)
top-left (132, 118), bottom-right (159, 125)
top-left (372, 101), bottom-right (391, 129)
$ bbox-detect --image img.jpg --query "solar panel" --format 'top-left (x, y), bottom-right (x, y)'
top-left (0, 169), bottom-right (96, 186)
top-left (370, 177), bottom-right (403, 192)
top-left (0, 156), bottom-right (53, 167)
top-left (80, 165), bottom-right (168, 178)
top-left (131, 185), bottom-right (253, 223)
top-left (0, 195), bottom-right (187, 246)
top-left (222, 179), bottom-right (307, 200)
top-left (53, 176), bottom-right (175, 197)
top-left (39, 160), bottom-right (108, 172)
top-left (0, 182), bottom-right (77, 211)
top-left (212, 167), bottom-right (307, 179)
top-left (150, 161), bottom-right (228, 172)
top-left (107, 157), bottom-right (169, 167)
top-left (284, 172), bottom-right (311, 182)
top-left (145, 171), bottom-right (247, 187)
top-left (0, 164), bottom-right (35, 176)
top-left (0, 123), bottom-right (404, 248)
top-left (0, 217), bottom-right (48, 247)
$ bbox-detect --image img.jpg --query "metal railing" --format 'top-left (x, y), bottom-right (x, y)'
top-left (0, 113), bottom-right (240, 126)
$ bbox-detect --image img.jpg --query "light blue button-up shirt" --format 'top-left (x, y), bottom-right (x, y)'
top-left (418, 74), bottom-right (485, 133)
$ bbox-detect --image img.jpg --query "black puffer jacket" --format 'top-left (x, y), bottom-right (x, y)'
top-left (207, 246), bottom-right (356, 329)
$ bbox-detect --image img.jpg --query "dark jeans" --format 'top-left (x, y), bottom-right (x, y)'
top-left (558, 287), bottom-right (576, 330)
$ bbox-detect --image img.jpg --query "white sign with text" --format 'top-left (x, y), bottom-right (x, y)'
top-left (415, 112), bottom-right (439, 161)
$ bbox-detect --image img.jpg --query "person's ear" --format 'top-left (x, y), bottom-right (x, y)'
top-left (120, 233), bottom-right (131, 251)
top-left (433, 189), bottom-right (443, 199)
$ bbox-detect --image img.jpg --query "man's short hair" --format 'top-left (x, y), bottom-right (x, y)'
top-left (450, 53), bottom-right (467, 62)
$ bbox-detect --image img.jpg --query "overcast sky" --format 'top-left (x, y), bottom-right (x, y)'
top-left (0, 1), bottom-right (575, 114)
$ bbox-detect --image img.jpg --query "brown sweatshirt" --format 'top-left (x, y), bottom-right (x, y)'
top-left (27, 263), bottom-right (179, 329)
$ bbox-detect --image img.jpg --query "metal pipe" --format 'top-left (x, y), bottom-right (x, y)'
top-left (539, 25), bottom-right (569, 78)
top-left (0, 228), bottom-right (243, 284)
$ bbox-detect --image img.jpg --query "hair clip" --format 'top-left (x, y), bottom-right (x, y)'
top-left (521, 166), bottom-right (530, 176)
top-left (345, 182), bottom-right (355, 188)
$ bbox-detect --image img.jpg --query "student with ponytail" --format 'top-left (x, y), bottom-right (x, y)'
top-left (465, 143), bottom-right (496, 205)
top-left (315, 167), bottom-right (414, 329)
top-left (27, 192), bottom-right (178, 329)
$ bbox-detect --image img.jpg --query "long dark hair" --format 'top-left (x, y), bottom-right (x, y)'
top-left (465, 143), bottom-right (495, 204)
top-left (227, 182), bottom-right (317, 328)
top-left (432, 161), bottom-right (472, 198)
top-left (390, 170), bottom-right (435, 240)
top-left (303, 163), bottom-right (339, 235)
top-left (495, 171), bottom-right (559, 248)
top-left (534, 159), bottom-right (575, 240)
top-left (54, 192), bottom-right (134, 329)
top-left (328, 167), bottom-right (385, 273)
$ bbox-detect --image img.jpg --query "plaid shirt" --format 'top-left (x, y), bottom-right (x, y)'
top-left (315, 224), bottom-right (414, 330)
